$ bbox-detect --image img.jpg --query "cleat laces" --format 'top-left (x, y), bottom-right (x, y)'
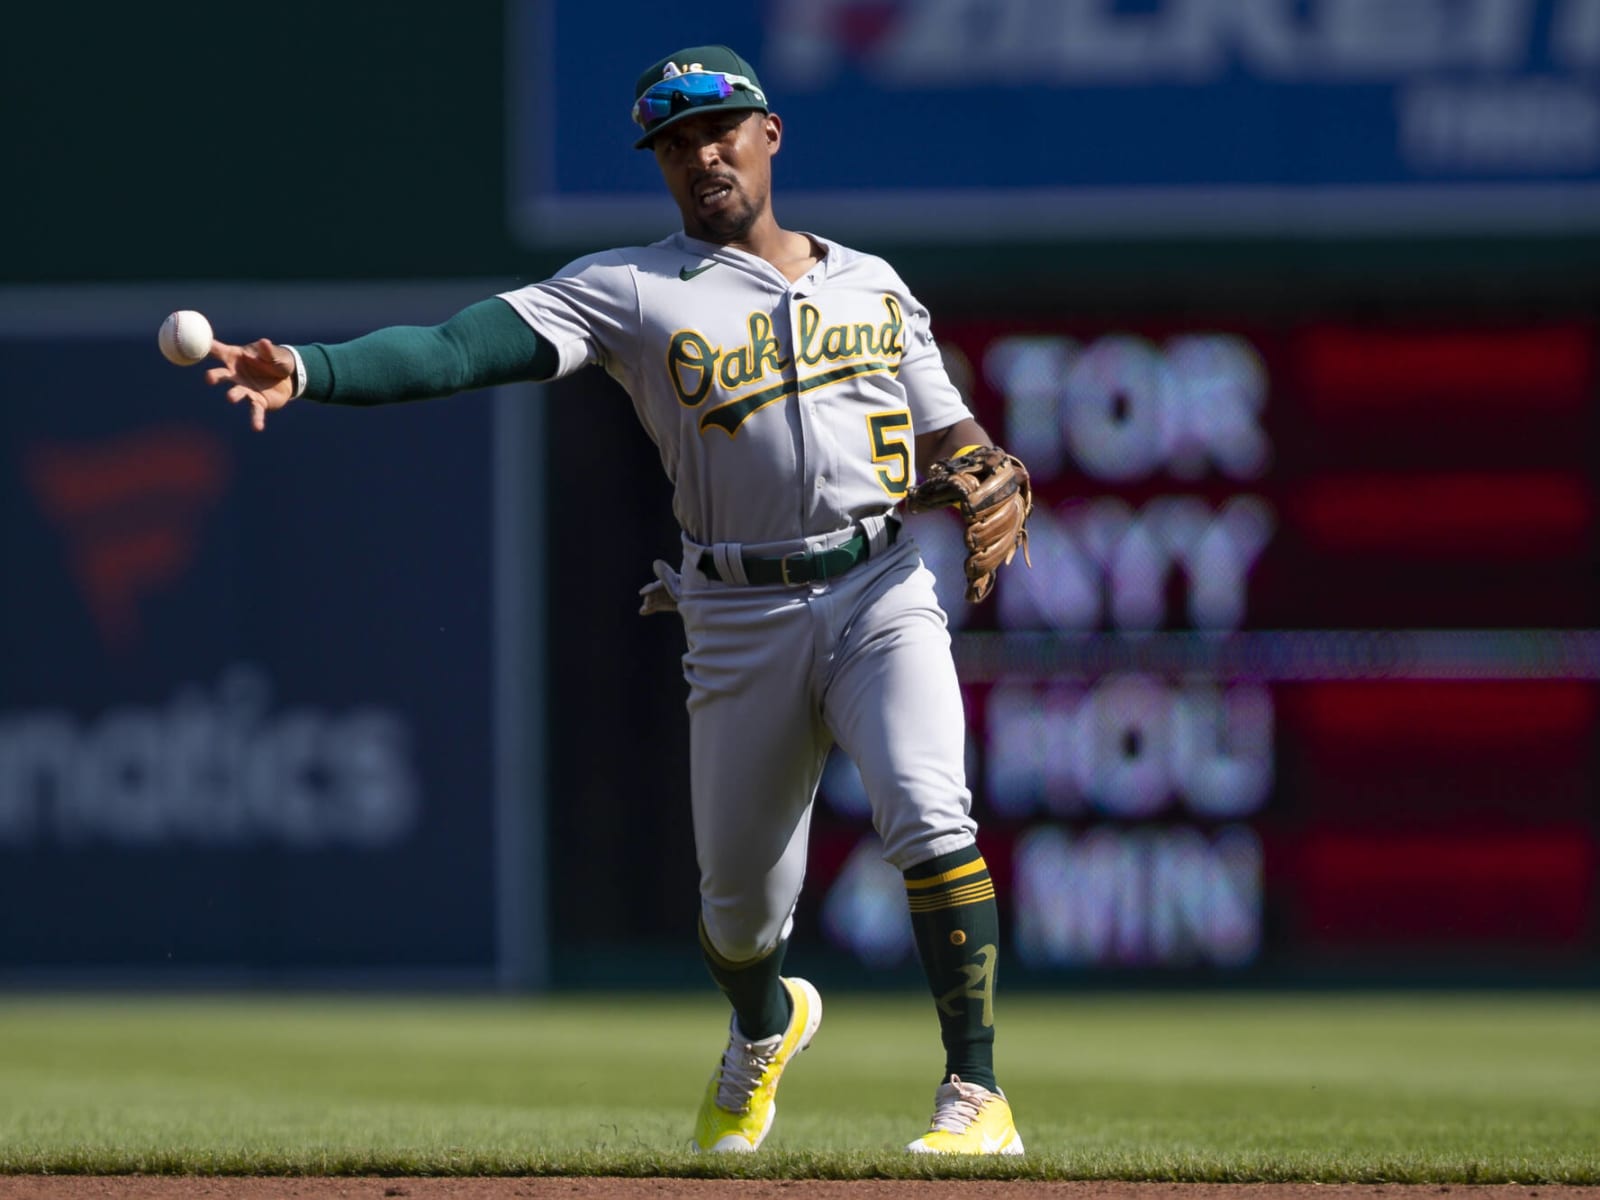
top-left (926, 1075), bottom-right (989, 1133)
top-left (714, 1028), bottom-right (783, 1113)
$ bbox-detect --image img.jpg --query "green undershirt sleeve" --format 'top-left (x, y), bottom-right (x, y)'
top-left (294, 296), bottom-right (560, 405)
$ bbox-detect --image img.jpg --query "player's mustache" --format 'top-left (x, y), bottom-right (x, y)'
top-left (691, 171), bottom-right (739, 194)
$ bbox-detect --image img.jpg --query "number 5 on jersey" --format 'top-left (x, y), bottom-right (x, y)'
top-left (867, 410), bottom-right (913, 498)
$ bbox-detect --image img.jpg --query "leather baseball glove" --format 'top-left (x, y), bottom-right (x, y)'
top-left (906, 445), bottom-right (1033, 603)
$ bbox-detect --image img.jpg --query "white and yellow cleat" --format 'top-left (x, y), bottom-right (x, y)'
top-left (905, 1074), bottom-right (1026, 1156)
top-left (691, 976), bottom-right (823, 1153)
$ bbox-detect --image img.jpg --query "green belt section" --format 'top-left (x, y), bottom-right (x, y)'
top-left (701, 521), bottom-right (897, 586)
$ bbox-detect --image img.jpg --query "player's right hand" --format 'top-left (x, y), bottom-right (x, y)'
top-left (206, 338), bottom-right (296, 432)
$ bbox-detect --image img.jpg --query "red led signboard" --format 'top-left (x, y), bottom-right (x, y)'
top-left (806, 319), bottom-right (1600, 975)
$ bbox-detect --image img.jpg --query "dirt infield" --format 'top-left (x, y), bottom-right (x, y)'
top-left (0, 1181), bottom-right (1593, 1200)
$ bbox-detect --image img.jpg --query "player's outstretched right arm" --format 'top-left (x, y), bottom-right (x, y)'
top-left (205, 298), bottom-right (557, 431)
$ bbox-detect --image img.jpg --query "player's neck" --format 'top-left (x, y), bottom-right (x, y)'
top-left (707, 221), bottom-right (818, 282)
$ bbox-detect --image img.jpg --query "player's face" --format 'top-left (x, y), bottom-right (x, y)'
top-left (651, 110), bottom-right (780, 244)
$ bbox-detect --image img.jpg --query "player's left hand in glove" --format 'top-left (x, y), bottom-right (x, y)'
top-left (906, 445), bottom-right (1033, 604)
top-left (637, 558), bottom-right (682, 616)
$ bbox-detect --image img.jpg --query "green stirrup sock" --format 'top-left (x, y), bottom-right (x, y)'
top-left (699, 918), bottom-right (792, 1042)
top-left (904, 844), bottom-right (1000, 1092)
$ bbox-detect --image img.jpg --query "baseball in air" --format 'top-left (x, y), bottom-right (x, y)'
top-left (158, 310), bottom-right (214, 366)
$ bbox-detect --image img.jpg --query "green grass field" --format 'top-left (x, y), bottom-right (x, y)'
top-left (0, 991), bottom-right (1593, 1182)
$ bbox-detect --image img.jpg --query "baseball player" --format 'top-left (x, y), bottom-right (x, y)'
top-left (204, 44), bottom-right (1032, 1155)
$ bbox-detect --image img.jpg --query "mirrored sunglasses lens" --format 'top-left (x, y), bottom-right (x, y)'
top-left (637, 75), bottom-right (735, 125)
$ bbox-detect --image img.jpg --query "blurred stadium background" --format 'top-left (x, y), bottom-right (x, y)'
top-left (2, 0), bottom-right (1597, 998)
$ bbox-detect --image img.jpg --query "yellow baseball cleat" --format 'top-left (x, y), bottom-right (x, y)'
top-left (905, 1074), bottom-right (1026, 1156)
top-left (691, 976), bottom-right (823, 1153)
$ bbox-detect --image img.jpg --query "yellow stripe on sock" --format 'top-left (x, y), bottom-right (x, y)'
top-left (906, 880), bottom-right (997, 913)
top-left (904, 857), bottom-right (989, 890)
top-left (940, 880), bottom-right (997, 905)
top-left (908, 896), bottom-right (992, 915)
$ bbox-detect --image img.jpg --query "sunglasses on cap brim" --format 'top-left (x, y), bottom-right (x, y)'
top-left (631, 71), bottom-right (767, 130)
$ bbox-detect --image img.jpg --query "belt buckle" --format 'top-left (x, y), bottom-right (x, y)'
top-left (780, 549), bottom-right (809, 586)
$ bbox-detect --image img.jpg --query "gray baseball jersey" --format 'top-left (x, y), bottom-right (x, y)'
top-left (498, 232), bottom-right (970, 547)
top-left (500, 231), bottom-right (979, 962)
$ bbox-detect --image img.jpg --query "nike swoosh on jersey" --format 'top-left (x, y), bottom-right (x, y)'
top-left (680, 263), bottom-right (717, 281)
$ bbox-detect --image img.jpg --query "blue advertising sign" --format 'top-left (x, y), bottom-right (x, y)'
top-left (0, 289), bottom-right (526, 979)
top-left (510, 0), bottom-right (1600, 241)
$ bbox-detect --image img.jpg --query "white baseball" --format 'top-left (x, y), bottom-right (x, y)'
top-left (158, 310), bottom-right (214, 366)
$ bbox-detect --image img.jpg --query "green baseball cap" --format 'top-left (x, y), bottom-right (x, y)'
top-left (631, 45), bottom-right (769, 150)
